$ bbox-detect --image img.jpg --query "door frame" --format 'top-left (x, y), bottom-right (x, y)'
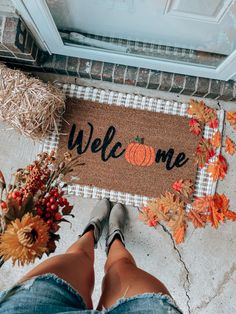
top-left (13, 0), bottom-right (236, 80)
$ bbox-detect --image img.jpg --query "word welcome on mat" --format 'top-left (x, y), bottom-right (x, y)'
top-left (57, 99), bottom-right (199, 198)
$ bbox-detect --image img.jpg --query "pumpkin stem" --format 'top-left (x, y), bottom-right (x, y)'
top-left (135, 136), bottom-right (144, 144)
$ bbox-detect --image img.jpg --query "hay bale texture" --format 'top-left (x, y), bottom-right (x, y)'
top-left (0, 63), bottom-right (65, 140)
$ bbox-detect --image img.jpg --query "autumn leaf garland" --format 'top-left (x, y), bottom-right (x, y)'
top-left (188, 100), bottom-right (235, 181)
top-left (187, 100), bottom-right (222, 171)
top-left (139, 180), bottom-right (194, 244)
top-left (206, 111), bottom-right (236, 181)
top-left (188, 193), bottom-right (236, 229)
top-left (139, 192), bottom-right (235, 244)
top-left (139, 101), bottom-right (236, 244)
top-left (139, 192), bottom-right (187, 244)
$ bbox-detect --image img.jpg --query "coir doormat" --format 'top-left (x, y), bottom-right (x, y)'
top-left (43, 84), bottom-right (224, 207)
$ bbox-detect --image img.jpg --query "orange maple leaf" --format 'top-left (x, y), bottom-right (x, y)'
top-left (225, 137), bottom-right (236, 156)
top-left (139, 206), bottom-right (158, 227)
top-left (187, 210), bottom-right (206, 228)
top-left (172, 179), bottom-right (194, 198)
top-left (214, 193), bottom-right (236, 222)
top-left (207, 202), bottom-right (224, 228)
top-left (192, 195), bottom-right (215, 213)
top-left (173, 225), bottom-right (186, 244)
top-left (226, 112), bottom-right (236, 130)
top-left (207, 154), bottom-right (228, 181)
top-left (211, 131), bottom-right (221, 149)
top-left (191, 193), bottom-right (234, 229)
top-left (214, 193), bottom-right (229, 211)
top-left (224, 210), bottom-right (236, 221)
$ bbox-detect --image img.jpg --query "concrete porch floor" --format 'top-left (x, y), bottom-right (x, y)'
top-left (0, 80), bottom-right (235, 314)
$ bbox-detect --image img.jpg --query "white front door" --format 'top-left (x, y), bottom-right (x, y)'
top-left (12, 0), bottom-right (236, 80)
top-left (47, 0), bottom-right (235, 55)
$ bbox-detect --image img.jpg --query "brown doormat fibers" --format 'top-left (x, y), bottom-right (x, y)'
top-left (57, 98), bottom-right (200, 198)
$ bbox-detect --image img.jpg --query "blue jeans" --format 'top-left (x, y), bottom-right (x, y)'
top-left (0, 273), bottom-right (183, 313)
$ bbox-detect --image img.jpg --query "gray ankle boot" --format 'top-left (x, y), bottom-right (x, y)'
top-left (106, 203), bottom-right (126, 254)
top-left (80, 199), bottom-right (111, 247)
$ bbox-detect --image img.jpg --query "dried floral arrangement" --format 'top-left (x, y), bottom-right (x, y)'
top-left (0, 152), bottom-right (84, 267)
top-left (139, 100), bottom-right (236, 244)
top-left (0, 63), bottom-right (65, 140)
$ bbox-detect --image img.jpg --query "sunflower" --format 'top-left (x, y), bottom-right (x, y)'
top-left (0, 213), bottom-right (49, 266)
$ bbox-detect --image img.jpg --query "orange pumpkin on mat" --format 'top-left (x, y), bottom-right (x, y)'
top-left (125, 136), bottom-right (155, 166)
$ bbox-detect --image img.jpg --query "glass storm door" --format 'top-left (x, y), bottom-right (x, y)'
top-left (13, 0), bottom-right (236, 80)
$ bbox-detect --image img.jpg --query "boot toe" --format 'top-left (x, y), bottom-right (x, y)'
top-left (79, 198), bottom-right (111, 247)
top-left (106, 202), bottom-right (127, 253)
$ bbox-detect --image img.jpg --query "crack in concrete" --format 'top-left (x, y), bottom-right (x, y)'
top-left (217, 101), bottom-right (223, 110)
top-left (158, 222), bottom-right (191, 314)
top-left (193, 262), bottom-right (236, 313)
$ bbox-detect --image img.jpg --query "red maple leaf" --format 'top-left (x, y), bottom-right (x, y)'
top-left (172, 179), bottom-right (194, 198)
top-left (195, 138), bottom-right (216, 168)
top-left (189, 118), bottom-right (201, 135)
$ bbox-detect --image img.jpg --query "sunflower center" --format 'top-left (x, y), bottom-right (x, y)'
top-left (17, 225), bottom-right (38, 248)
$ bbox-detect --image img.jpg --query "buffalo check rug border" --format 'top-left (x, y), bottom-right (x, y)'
top-left (42, 84), bottom-right (225, 208)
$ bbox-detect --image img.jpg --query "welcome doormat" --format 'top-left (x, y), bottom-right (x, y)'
top-left (43, 84), bottom-right (224, 206)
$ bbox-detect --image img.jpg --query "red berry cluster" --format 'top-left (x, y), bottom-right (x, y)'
top-left (35, 188), bottom-right (73, 233)
top-left (7, 190), bottom-right (23, 205)
top-left (22, 162), bottom-right (50, 197)
top-left (0, 201), bottom-right (7, 210)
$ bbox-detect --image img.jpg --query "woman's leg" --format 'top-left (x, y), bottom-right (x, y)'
top-left (97, 237), bottom-right (171, 310)
top-left (18, 198), bottom-right (111, 309)
top-left (18, 229), bottom-right (95, 309)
